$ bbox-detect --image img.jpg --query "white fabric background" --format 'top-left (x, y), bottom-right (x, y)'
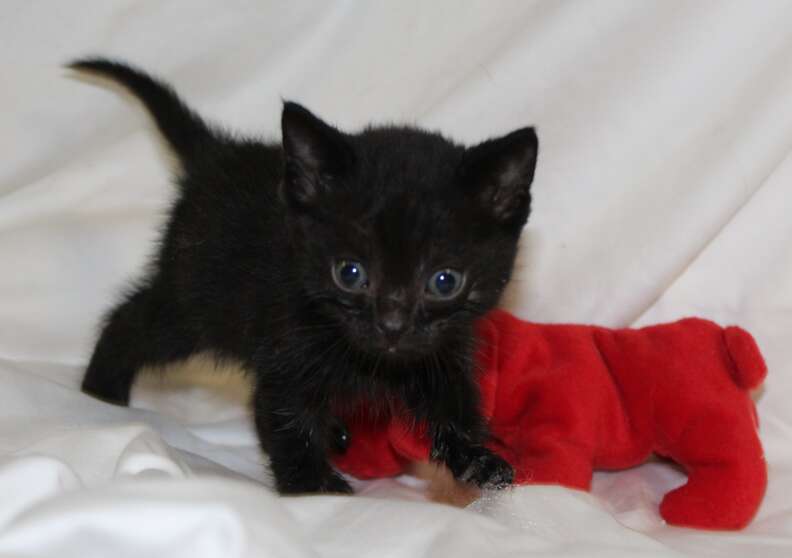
top-left (1, 1), bottom-right (791, 556)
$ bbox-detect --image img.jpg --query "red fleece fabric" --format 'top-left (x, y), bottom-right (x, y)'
top-left (333, 310), bottom-right (768, 530)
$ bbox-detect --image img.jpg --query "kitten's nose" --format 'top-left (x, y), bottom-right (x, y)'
top-left (377, 309), bottom-right (406, 342)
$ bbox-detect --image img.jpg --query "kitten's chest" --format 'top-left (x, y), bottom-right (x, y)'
top-left (331, 358), bottom-right (437, 418)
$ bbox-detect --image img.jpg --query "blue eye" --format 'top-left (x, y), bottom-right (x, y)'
top-left (426, 269), bottom-right (464, 300)
top-left (332, 260), bottom-right (369, 292)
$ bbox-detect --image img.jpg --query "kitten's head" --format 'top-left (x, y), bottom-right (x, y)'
top-left (281, 102), bottom-right (538, 360)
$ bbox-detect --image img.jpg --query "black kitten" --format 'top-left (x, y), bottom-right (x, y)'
top-left (71, 58), bottom-right (538, 494)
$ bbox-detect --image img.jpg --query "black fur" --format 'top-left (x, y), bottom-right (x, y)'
top-left (70, 58), bottom-right (538, 494)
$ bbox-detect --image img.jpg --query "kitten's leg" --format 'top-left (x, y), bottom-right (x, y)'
top-left (413, 369), bottom-right (513, 489)
top-left (82, 286), bottom-right (195, 405)
top-left (254, 381), bottom-right (352, 494)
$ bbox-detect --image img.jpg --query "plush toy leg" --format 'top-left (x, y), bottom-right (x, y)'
top-left (658, 412), bottom-right (766, 530)
top-left (515, 440), bottom-right (594, 490)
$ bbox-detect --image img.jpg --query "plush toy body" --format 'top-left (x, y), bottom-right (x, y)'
top-left (333, 310), bottom-right (767, 530)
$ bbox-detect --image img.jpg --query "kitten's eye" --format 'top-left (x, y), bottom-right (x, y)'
top-left (426, 269), bottom-right (464, 300)
top-left (332, 260), bottom-right (369, 292)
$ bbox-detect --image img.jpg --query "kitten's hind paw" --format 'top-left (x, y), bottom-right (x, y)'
top-left (81, 371), bottom-right (132, 406)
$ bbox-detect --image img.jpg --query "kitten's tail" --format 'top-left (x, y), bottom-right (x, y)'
top-left (67, 57), bottom-right (215, 163)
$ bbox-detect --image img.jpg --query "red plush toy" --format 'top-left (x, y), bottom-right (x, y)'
top-left (333, 310), bottom-right (768, 530)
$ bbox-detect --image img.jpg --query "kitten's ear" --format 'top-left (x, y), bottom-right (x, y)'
top-left (458, 127), bottom-right (538, 228)
top-left (281, 101), bottom-right (354, 208)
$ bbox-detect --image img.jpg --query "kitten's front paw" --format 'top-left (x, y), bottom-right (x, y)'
top-left (277, 470), bottom-right (353, 495)
top-left (318, 471), bottom-right (354, 494)
top-left (441, 445), bottom-right (514, 489)
top-left (457, 447), bottom-right (514, 489)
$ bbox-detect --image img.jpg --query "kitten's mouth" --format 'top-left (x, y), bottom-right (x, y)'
top-left (372, 336), bottom-right (430, 361)
top-left (344, 323), bottom-right (434, 360)
top-left (377, 339), bottom-right (406, 356)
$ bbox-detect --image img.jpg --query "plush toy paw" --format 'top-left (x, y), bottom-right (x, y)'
top-left (659, 464), bottom-right (767, 530)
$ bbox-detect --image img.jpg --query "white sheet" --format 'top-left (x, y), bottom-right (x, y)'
top-left (2, 1), bottom-right (791, 556)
